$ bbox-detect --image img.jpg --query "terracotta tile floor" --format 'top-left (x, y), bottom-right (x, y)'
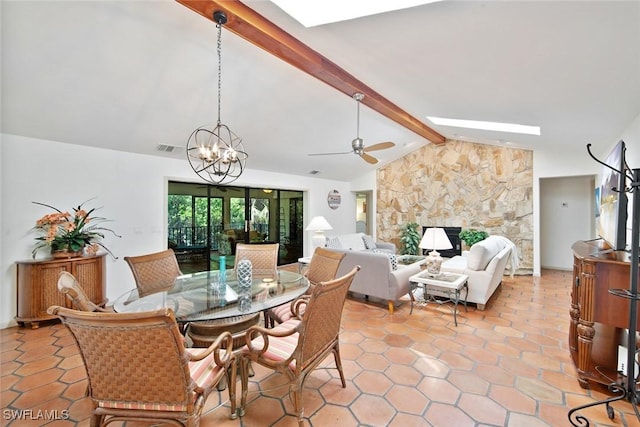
top-left (2, 269), bottom-right (639, 426)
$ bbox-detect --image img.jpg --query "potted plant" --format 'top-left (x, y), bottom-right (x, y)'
top-left (459, 229), bottom-right (489, 248)
top-left (31, 199), bottom-right (120, 259)
top-left (400, 222), bottom-right (421, 255)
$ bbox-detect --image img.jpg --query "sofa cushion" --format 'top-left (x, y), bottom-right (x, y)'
top-left (466, 236), bottom-right (504, 270)
top-left (336, 233), bottom-right (367, 251)
top-left (362, 234), bottom-right (377, 250)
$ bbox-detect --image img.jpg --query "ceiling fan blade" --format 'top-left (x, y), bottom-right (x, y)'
top-left (361, 152), bottom-right (379, 164)
top-left (364, 141), bottom-right (395, 152)
top-left (308, 151), bottom-right (352, 156)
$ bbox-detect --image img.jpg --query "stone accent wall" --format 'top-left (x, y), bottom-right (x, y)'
top-left (377, 139), bottom-right (533, 274)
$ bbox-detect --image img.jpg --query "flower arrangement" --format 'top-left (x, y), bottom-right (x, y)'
top-left (31, 199), bottom-right (120, 259)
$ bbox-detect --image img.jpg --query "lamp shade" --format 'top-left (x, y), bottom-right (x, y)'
top-left (419, 228), bottom-right (453, 251)
top-left (305, 216), bottom-right (333, 232)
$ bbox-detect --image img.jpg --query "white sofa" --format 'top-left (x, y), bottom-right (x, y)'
top-left (325, 233), bottom-right (423, 313)
top-left (440, 235), bottom-right (514, 310)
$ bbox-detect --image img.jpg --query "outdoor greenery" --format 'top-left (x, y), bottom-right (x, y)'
top-left (459, 229), bottom-right (489, 247)
top-left (400, 222), bottom-right (421, 255)
top-left (167, 195), bottom-right (270, 247)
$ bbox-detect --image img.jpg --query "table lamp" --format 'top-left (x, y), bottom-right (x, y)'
top-left (306, 216), bottom-right (333, 251)
top-left (420, 227), bottom-right (453, 277)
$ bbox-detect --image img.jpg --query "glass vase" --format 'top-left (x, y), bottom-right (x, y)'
top-left (237, 259), bottom-right (252, 290)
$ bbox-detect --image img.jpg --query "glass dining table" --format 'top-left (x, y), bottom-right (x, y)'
top-left (113, 269), bottom-right (309, 324)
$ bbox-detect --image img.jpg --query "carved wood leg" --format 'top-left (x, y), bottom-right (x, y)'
top-left (577, 321), bottom-right (595, 389)
top-left (388, 301), bottom-right (394, 314)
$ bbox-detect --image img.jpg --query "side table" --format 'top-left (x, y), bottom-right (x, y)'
top-left (409, 271), bottom-right (469, 326)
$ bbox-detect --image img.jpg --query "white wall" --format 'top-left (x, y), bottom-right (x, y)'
top-left (540, 175), bottom-right (595, 270)
top-left (0, 134), bottom-right (361, 328)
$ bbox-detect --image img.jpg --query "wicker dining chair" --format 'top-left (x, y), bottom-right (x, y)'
top-left (124, 249), bottom-right (182, 297)
top-left (239, 265), bottom-right (360, 426)
top-left (233, 243), bottom-right (279, 271)
top-left (47, 306), bottom-right (237, 426)
top-left (57, 271), bottom-right (113, 312)
top-left (264, 247), bottom-right (346, 327)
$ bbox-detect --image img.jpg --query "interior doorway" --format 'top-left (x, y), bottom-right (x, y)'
top-left (540, 175), bottom-right (596, 270)
top-left (355, 191), bottom-right (372, 235)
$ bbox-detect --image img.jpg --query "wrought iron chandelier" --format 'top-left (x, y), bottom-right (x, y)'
top-left (186, 11), bottom-right (247, 185)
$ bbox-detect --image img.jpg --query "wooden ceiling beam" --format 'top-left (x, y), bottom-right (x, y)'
top-left (176, 0), bottom-right (446, 144)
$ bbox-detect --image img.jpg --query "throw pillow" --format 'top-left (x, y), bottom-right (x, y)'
top-left (326, 237), bottom-right (341, 249)
top-left (467, 238), bottom-right (498, 270)
top-left (387, 253), bottom-right (398, 271)
top-left (373, 249), bottom-right (397, 270)
top-left (362, 234), bottom-right (377, 250)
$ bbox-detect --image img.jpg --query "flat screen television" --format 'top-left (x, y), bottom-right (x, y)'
top-left (596, 140), bottom-right (628, 251)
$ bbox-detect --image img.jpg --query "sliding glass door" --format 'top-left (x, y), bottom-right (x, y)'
top-left (168, 181), bottom-right (303, 272)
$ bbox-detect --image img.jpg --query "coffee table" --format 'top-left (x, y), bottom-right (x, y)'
top-left (409, 271), bottom-right (468, 326)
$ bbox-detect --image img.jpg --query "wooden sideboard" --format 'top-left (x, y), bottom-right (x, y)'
top-left (16, 254), bottom-right (107, 328)
top-left (570, 240), bottom-right (639, 388)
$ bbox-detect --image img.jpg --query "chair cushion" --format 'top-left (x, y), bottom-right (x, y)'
top-left (242, 320), bottom-right (300, 370)
top-left (187, 348), bottom-right (227, 390)
top-left (270, 303), bottom-right (296, 323)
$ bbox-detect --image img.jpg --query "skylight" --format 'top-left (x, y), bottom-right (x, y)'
top-left (427, 117), bottom-right (541, 136)
top-left (270, 0), bottom-right (442, 27)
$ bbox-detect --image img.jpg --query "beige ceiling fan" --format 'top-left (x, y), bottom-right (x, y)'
top-left (308, 93), bottom-right (395, 164)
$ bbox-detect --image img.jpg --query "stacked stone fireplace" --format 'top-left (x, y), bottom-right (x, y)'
top-left (421, 226), bottom-right (461, 258)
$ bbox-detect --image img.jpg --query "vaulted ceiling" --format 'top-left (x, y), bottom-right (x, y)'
top-left (2, 1), bottom-right (639, 181)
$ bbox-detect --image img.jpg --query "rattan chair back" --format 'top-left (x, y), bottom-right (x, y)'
top-left (296, 265), bottom-right (358, 366)
top-left (47, 306), bottom-right (237, 426)
top-left (305, 247), bottom-right (346, 288)
top-left (57, 271), bottom-right (109, 312)
top-left (240, 266), bottom-right (360, 426)
top-left (233, 243), bottom-right (279, 272)
top-left (124, 249), bottom-right (182, 297)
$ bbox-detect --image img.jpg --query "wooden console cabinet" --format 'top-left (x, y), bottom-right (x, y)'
top-left (16, 254), bottom-right (106, 328)
top-left (570, 240), bottom-right (639, 388)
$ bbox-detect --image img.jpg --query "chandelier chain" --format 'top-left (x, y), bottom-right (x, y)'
top-left (216, 21), bottom-right (222, 126)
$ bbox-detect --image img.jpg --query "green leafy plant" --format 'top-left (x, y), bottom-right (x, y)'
top-left (400, 222), bottom-right (421, 255)
top-left (459, 229), bottom-right (489, 247)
